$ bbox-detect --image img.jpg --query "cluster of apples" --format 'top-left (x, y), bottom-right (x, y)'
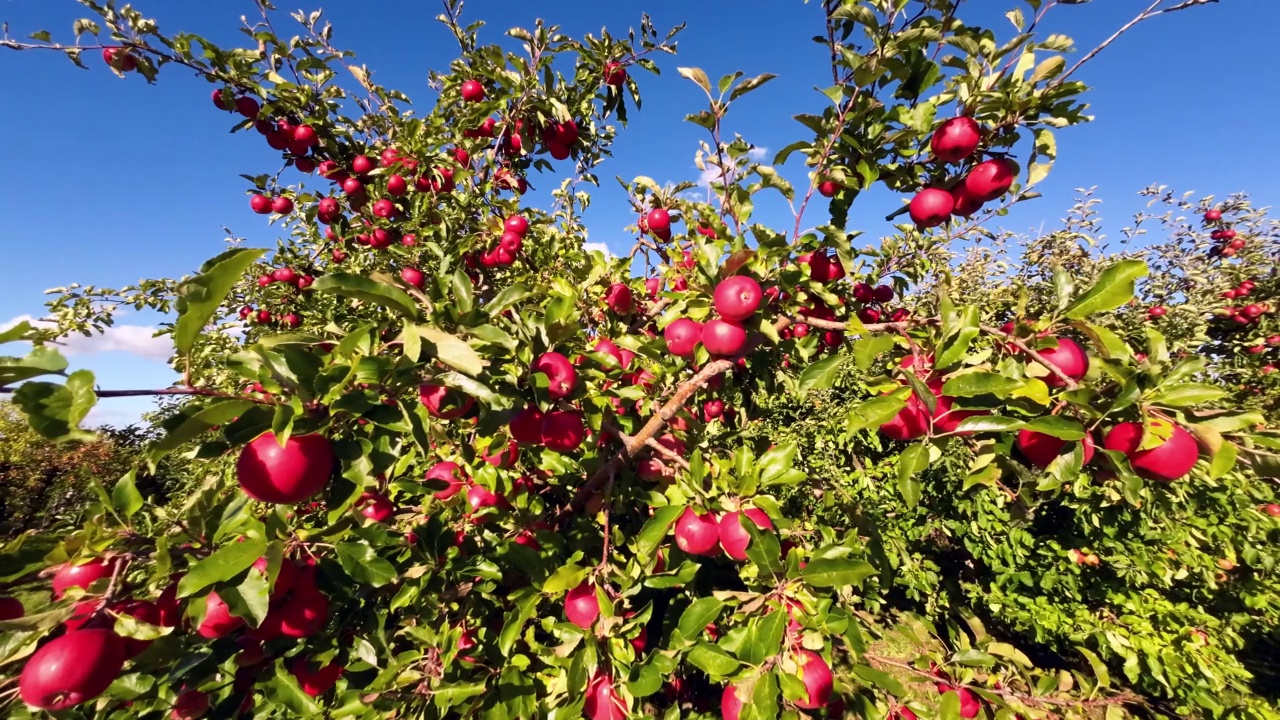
top-left (1203, 207), bottom-right (1248, 257)
top-left (662, 275), bottom-right (764, 359)
top-left (468, 213), bottom-right (531, 269)
top-left (906, 117), bottom-right (1017, 229)
top-left (212, 86), bottom-right (323, 174)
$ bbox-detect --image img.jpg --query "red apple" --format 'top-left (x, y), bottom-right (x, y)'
top-left (963, 158), bottom-right (1017, 202)
top-left (252, 557), bottom-right (299, 599)
top-left (1016, 429), bottom-right (1095, 468)
top-left (115, 599), bottom-right (162, 658)
top-left (930, 116), bottom-right (982, 163)
top-left (467, 484), bottom-right (507, 519)
top-left (19, 629), bottom-right (125, 711)
top-left (351, 155), bottom-right (375, 175)
top-left (880, 395), bottom-right (930, 442)
top-left (425, 461), bottom-right (467, 500)
top-left (664, 318), bottom-right (703, 357)
top-left (584, 671), bottom-right (629, 720)
top-left (806, 250), bottom-right (846, 283)
top-left (460, 79), bottom-right (485, 102)
top-left (419, 383), bottom-right (475, 419)
top-left (703, 399), bottom-right (725, 421)
top-left (950, 184), bottom-right (983, 218)
top-left (102, 46), bottom-right (137, 72)
top-left (400, 267), bottom-right (425, 290)
top-left (719, 508), bottom-right (774, 560)
top-left (0, 596), bottom-right (24, 621)
top-left (713, 276), bottom-right (763, 321)
top-left (291, 657), bottom-right (343, 697)
top-left (646, 208), bottom-right (671, 239)
top-left (249, 193), bottom-right (273, 214)
top-left (1261, 504), bottom-right (1280, 517)
top-left (276, 587), bottom-right (329, 638)
top-left (564, 581), bottom-right (600, 629)
top-left (702, 319), bottom-right (748, 356)
top-left (542, 411), bottom-right (586, 453)
top-left (604, 62), bottom-right (627, 86)
top-left (52, 559), bottom-right (116, 599)
top-left (1103, 420), bottom-right (1200, 481)
top-left (236, 432), bottom-right (334, 504)
top-left (909, 188), bottom-right (954, 228)
top-left (604, 283), bottom-right (635, 315)
top-left (532, 351), bottom-right (577, 399)
top-left (675, 508), bottom-right (721, 556)
top-left (356, 491), bottom-right (395, 523)
top-left (790, 649), bottom-right (833, 709)
top-left (271, 196), bottom-right (294, 214)
top-left (1204, 209), bottom-right (1222, 222)
top-left (722, 683), bottom-right (746, 720)
top-left (509, 406), bottom-right (545, 445)
top-left (196, 591), bottom-right (244, 639)
top-left (1034, 336), bottom-right (1089, 387)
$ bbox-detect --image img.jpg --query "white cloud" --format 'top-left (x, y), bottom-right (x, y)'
top-left (583, 242), bottom-right (614, 258)
top-left (1, 314), bottom-right (173, 362)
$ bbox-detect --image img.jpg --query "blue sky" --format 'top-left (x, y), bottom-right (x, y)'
top-left (2, 0), bottom-right (1277, 426)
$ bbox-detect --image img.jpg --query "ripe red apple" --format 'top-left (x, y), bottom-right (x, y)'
top-left (235, 96), bottom-right (260, 119)
top-left (584, 671), bottom-right (629, 720)
top-left (372, 198), bottom-right (397, 219)
top-left (604, 283), bottom-right (635, 315)
top-left (702, 319), bottom-right (748, 356)
top-left (713, 276), bottom-right (763, 322)
top-left (675, 508), bottom-right (721, 556)
top-left (196, 591), bottom-right (244, 639)
top-left (52, 558), bottom-right (116, 599)
top-left (509, 406), bottom-right (545, 445)
top-left (351, 154), bottom-right (375, 175)
top-left (1148, 305), bottom-right (1167, 320)
top-left (357, 491), bottom-right (395, 523)
top-left (386, 174), bottom-right (408, 196)
top-left (291, 657), bottom-right (343, 697)
top-left (963, 158), bottom-right (1017, 202)
top-left (880, 394), bottom-right (930, 442)
top-left (1204, 209), bottom-right (1222, 222)
top-left (170, 689), bottom-right (210, 720)
top-left (249, 193), bottom-right (273, 214)
top-left (115, 599), bottom-right (162, 658)
top-left (646, 208), bottom-right (671, 239)
top-left (719, 508), bottom-right (774, 560)
top-left (1016, 429), bottom-right (1095, 468)
top-left (817, 179), bottom-right (840, 197)
top-left (604, 62), bottom-right (627, 86)
top-left (271, 196), bottom-right (294, 214)
top-left (806, 250), bottom-right (846, 283)
top-left (541, 411), bottom-right (586, 453)
top-left (102, 46), bottom-right (137, 72)
top-left (564, 581), bottom-right (600, 629)
top-left (664, 318), bottom-right (703, 357)
top-left (790, 649), bottom-right (834, 709)
top-left (722, 683), bottom-right (746, 720)
top-left (275, 587), bottom-right (329, 638)
top-left (532, 351), bottom-right (578, 399)
top-left (504, 215), bottom-right (529, 237)
top-left (950, 184), bottom-right (983, 218)
top-left (1034, 336), bottom-right (1089, 387)
top-left (909, 188), bottom-right (955, 228)
top-left (251, 557), bottom-right (299, 599)
top-left (236, 432), bottom-right (334, 504)
top-left (19, 629), bottom-right (125, 711)
top-left (0, 596), bottom-right (23, 620)
top-left (424, 461), bottom-right (466, 500)
top-left (419, 383), bottom-right (475, 419)
top-left (460, 79), bottom-right (486, 102)
top-left (1243, 304), bottom-right (1265, 319)
top-left (482, 441), bottom-right (520, 469)
top-left (1262, 504), bottom-right (1280, 517)
top-left (874, 284), bottom-right (895, 303)
top-left (400, 267), bottom-right (425, 290)
top-left (930, 116), bottom-right (982, 163)
top-left (342, 177), bottom-right (364, 195)
top-left (466, 485), bottom-right (506, 519)
top-left (1103, 420), bottom-right (1200, 481)
top-left (703, 399), bottom-right (724, 421)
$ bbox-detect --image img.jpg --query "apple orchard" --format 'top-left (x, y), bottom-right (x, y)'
top-left (2, 1), bottom-right (1279, 719)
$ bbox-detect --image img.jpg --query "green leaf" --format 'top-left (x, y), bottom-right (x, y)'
top-left (677, 598), bottom-right (724, 640)
top-left (1077, 646), bottom-right (1110, 687)
top-left (800, 557), bottom-right (876, 588)
top-left (852, 665), bottom-right (906, 695)
top-left (677, 66), bottom-right (713, 96)
top-left (635, 506), bottom-right (683, 561)
top-left (334, 542), bottom-right (398, 587)
top-left (13, 377), bottom-right (96, 441)
top-left (486, 284), bottom-right (531, 315)
top-left (853, 333), bottom-right (897, 370)
top-left (313, 272), bottom-right (420, 318)
top-left (936, 306), bottom-right (980, 368)
top-left (0, 345), bottom-right (69, 386)
top-left (845, 395), bottom-right (906, 434)
top-left (412, 325), bottom-right (487, 376)
top-left (542, 563), bottom-right (588, 594)
top-left (1022, 416), bottom-right (1086, 440)
top-left (150, 399), bottom-right (254, 459)
top-left (729, 73), bottom-right (777, 101)
top-left (757, 442), bottom-right (798, 485)
top-left (269, 661), bottom-right (323, 716)
top-left (174, 247), bottom-right (266, 356)
top-left (942, 373), bottom-right (1022, 398)
top-left (1208, 441), bottom-right (1237, 480)
top-left (499, 588), bottom-right (540, 657)
top-left (1150, 383), bottom-right (1227, 408)
top-left (897, 442), bottom-right (928, 508)
top-left (177, 535), bottom-right (267, 598)
top-left (1199, 412), bottom-right (1265, 433)
top-left (1062, 260), bottom-right (1148, 320)
top-left (797, 356), bottom-right (844, 397)
top-left (111, 469), bottom-right (144, 519)
top-left (987, 642), bottom-right (1034, 667)
top-left (0, 320), bottom-right (35, 344)
top-left (687, 642), bottom-right (739, 677)
top-left (952, 648), bottom-right (997, 667)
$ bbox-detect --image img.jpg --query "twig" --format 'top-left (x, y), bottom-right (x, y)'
top-left (979, 325), bottom-right (1079, 389)
top-left (645, 438), bottom-right (691, 470)
top-left (1052, 0), bottom-right (1217, 88)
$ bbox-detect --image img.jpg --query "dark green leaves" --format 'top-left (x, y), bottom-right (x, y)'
top-left (942, 373), bottom-right (1023, 398)
top-left (687, 642), bottom-right (739, 677)
top-left (897, 442), bottom-right (929, 507)
top-left (313, 272), bottom-right (420, 318)
top-left (1062, 260), bottom-right (1147, 319)
top-left (174, 247), bottom-right (265, 356)
top-left (335, 541), bottom-right (398, 587)
top-left (677, 597), bottom-right (724, 640)
top-left (800, 557), bottom-right (876, 588)
top-left (797, 356), bottom-right (845, 397)
top-left (13, 370), bottom-right (97, 441)
top-left (149, 399), bottom-right (254, 460)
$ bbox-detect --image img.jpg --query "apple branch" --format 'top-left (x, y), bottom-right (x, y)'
top-left (978, 325), bottom-right (1080, 389)
top-left (645, 437), bottom-right (691, 471)
top-left (0, 386), bottom-right (276, 403)
top-left (1052, 0), bottom-right (1218, 89)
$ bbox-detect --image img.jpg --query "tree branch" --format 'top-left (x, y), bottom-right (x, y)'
top-left (1052, 0), bottom-right (1217, 88)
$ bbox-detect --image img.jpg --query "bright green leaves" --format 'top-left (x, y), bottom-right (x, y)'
top-left (177, 534), bottom-right (266, 598)
top-left (312, 272), bottom-right (420, 319)
top-left (174, 247), bottom-right (265, 356)
top-left (1062, 260), bottom-right (1148, 320)
top-left (401, 324), bottom-right (487, 376)
top-left (797, 355), bottom-right (845, 397)
top-left (800, 556), bottom-right (876, 588)
top-left (896, 442), bottom-right (930, 508)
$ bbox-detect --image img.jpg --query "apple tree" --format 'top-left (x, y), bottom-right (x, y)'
top-left (2, 1), bottom-right (1276, 719)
